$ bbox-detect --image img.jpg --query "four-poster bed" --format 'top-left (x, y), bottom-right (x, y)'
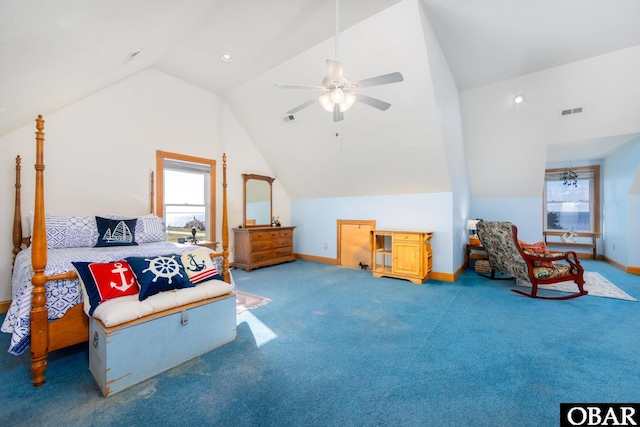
top-left (3, 115), bottom-right (233, 389)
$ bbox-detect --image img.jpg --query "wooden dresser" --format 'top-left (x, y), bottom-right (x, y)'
top-left (371, 229), bottom-right (434, 284)
top-left (233, 226), bottom-right (296, 272)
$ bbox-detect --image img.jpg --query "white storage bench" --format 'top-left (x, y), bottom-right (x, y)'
top-left (89, 292), bottom-right (236, 397)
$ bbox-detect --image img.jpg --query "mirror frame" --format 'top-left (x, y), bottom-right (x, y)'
top-left (242, 173), bottom-right (275, 228)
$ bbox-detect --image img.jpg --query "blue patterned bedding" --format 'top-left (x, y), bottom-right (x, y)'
top-left (1, 242), bottom-right (233, 355)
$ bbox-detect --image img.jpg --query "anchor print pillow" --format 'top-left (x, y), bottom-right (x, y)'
top-left (180, 248), bottom-right (223, 284)
top-left (94, 217), bottom-right (138, 247)
top-left (126, 254), bottom-right (194, 301)
top-left (72, 260), bottom-right (140, 316)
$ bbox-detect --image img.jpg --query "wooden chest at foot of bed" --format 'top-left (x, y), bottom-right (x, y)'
top-left (89, 293), bottom-right (236, 397)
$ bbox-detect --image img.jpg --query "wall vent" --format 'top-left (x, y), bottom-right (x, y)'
top-left (282, 114), bottom-right (296, 123)
top-left (560, 106), bottom-right (584, 117)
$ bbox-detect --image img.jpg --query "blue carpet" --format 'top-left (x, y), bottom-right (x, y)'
top-left (1, 259), bottom-right (639, 426)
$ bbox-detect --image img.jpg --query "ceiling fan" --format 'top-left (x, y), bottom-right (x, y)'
top-left (274, 0), bottom-right (403, 122)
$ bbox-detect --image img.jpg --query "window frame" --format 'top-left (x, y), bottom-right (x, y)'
top-left (543, 165), bottom-right (600, 234)
top-left (156, 150), bottom-right (216, 242)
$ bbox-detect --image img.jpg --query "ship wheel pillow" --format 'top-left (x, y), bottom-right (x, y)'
top-left (126, 254), bottom-right (194, 301)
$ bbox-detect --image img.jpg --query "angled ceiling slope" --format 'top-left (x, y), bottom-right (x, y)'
top-left (0, 0), bottom-right (217, 138)
top-left (223, 0), bottom-right (451, 200)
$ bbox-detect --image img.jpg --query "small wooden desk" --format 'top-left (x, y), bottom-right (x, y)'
top-left (465, 243), bottom-right (487, 268)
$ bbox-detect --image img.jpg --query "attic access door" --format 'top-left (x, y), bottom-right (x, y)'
top-left (337, 220), bottom-right (376, 268)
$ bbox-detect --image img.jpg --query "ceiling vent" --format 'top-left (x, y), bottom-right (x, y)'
top-left (560, 106), bottom-right (584, 117)
top-left (282, 114), bottom-right (296, 123)
top-left (122, 49), bottom-right (143, 64)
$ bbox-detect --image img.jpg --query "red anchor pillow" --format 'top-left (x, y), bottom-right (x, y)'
top-left (72, 260), bottom-right (140, 316)
top-left (180, 248), bottom-right (222, 284)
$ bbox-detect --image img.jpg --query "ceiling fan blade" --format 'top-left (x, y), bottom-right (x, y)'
top-left (326, 59), bottom-right (343, 83)
top-left (356, 93), bottom-right (391, 111)
top-left (275, 83), bottom-right (326, 91)
top-left (353, 72), bottom-right (404, 89)
top-left (286, 98), bottom-right (318, 115)
top-left (333, 102), bottom-right (344, 122)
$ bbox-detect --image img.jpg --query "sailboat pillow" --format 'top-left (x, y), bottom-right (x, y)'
top-left (94, 217), bottom-right (138, 247)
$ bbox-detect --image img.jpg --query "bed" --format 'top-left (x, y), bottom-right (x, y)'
top-left (1, 115), bottom-right (232, 387)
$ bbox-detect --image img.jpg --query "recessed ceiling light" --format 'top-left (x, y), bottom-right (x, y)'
top-left (220, 54), bottom-right (234, 63)
top-left (514, 95), bottom-right (525, 104)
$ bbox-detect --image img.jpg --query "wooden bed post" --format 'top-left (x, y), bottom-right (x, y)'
top-left (12, 156), bottom-right (23, 265)
top-left (31, 115), bottom-right (48, 387)
top-left (221, 153), bottom-right (230, 283)
top-left (150, 171), bottom-right (155, 215)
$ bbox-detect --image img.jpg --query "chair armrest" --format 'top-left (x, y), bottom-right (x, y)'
top-left (521, 250), bottom-right (582, 270)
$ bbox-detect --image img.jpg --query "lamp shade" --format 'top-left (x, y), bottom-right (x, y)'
top-left (467, 220), bottom-right (480, 231)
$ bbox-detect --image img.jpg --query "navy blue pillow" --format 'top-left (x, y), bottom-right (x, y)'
top-left (95, 217), bottom-right (138, 247)
top-left (126, 254), bottom-right (194, 301)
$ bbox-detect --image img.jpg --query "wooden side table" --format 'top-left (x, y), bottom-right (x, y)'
top-left (465, 243), bottom-right (487, 268)
top-left (183, 241), bottom-right (219, 251)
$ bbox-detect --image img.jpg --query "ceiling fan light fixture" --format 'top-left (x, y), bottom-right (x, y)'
top-left (319, 94), bottom-right (334, 112)
top-left (331, 88), bottom-right (344, 104)
top-left (340, 92), bottom-right (356, 112)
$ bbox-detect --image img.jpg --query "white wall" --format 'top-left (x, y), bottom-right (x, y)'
top-left (0, 69), bottom-right (283, 303)
top-left (419, 1), bottom-right (471, 271)
top-left (291, 192), bottom-right (453, 274)
top-left (470, 197), bottom-right (543, 243)
top-left (602, 137), bottom-right (640, 267)
top-left (462, 45), bottom-right (640, 200)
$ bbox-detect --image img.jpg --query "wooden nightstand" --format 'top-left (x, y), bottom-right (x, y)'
top-left (182, 241), bottom-right (219, 251)
top-left (465, 243), bottom-right (486, 268)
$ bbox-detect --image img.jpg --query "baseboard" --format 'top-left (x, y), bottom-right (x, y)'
top-left (429, 271), bottom-right (456, 282)
top-left (294, 253), bottom-right (455, 282)
top-left (628, 266), bottom-right (640, 275)
top-left (294, 253), bottom-right (338, 265)
top-left (602, 255), bottom-right (628, 273)
top-left (0, 300), bottom-right (10, 314)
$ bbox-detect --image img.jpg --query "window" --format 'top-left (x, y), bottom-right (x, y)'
top-left (544, 165), bottom-right (600, 233)
top-left (156, 151), bottom-right (216, 243)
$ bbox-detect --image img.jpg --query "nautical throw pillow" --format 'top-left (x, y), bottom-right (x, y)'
top-left (126, 254), bottom-right (194, 301)
top-left (94, 217), bottom-right (138, 247)
top-left (102, 214), bottom-right (166, 243)
top-left (72, 260), bottom-right (139, 316)
top-left (519, 241), bottom-right (554, 268)
top-left (180, 248), bottom-right (223, 284)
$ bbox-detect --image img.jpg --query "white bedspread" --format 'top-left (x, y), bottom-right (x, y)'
top-left (1, 242), bottom-right (234, 355)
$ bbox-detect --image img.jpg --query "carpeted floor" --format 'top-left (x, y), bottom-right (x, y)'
top-left (1, 259), bottom-right (639, 426)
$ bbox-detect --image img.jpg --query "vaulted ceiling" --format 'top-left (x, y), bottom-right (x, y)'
top-left (2, 0), bottom-right (640, 198)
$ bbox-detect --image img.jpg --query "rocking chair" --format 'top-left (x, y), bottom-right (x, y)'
top-left (476, 221), bottom-right (588, 300)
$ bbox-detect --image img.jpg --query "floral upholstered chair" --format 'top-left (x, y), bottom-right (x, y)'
top-left (476, 221), bottom-right (587, 300)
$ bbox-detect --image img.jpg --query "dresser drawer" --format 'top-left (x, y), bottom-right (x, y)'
top-left (268, 230), bottom-right (280, 239)
top-left (279, 229), bottom-right (293, 238)
top-left (395, 233), bottom-right (420, 242)
top-left (251, 250), bottom-right (273, 262)
top-left (274, 246), bottom-right (292, 258)
top-left (250, 231), bottom-right (270, 241)
top-left (272, 238), bottom-right (292, 248)
top-left (251, 240), bottom-right (273, 251)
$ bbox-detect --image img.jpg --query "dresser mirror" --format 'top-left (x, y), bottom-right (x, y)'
top-left (242, 174), bottom-right (274, 227)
